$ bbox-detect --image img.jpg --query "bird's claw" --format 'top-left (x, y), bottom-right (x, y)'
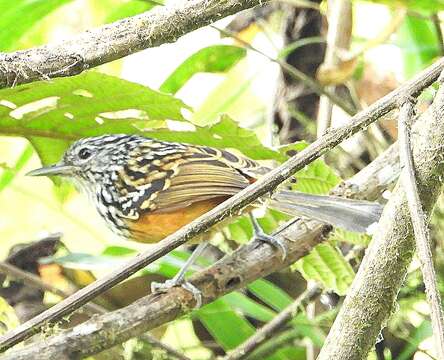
top-left (254, 231), bottom-right (288, 261)
top-left (151, 279), bottom-right (202, 309)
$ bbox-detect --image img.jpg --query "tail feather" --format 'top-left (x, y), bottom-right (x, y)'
top-left (270, 190), bottom-right (383, 233)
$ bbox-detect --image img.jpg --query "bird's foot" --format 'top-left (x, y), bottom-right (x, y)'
top-left (253, 231), bottom-right (288, 261)
top-left (151, 279), bottom-right (202, 308)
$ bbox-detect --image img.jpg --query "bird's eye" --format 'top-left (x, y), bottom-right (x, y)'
top-left (78, 148), bottom-right (92, 160)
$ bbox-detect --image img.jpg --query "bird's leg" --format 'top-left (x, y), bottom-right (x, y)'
top-left (151, 241), bottom-right (208, 308)
top-left (249, 213), bottom-right (288, 260)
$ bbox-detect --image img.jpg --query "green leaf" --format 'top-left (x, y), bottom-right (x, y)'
top-left (0, 0), bottom-right (72, 51)
top-left (330, 228), bottom-right (371, 245)
top-left (247, 279), bottom-right (293, 311)
top-left (0, 297), bottom-right (19, 336)
top-left (396, 14), bottom-right (440, 78)
top-left (0, 144), bottom-right (33, 193)
top-left (196, 298), bottom-right (255, 350)
top-left (0, 74), bottom-right (282, 167)
top-left (364, 0), bottom-right (444, 12)
top-left (160, 45), bottom-right (247, 95)
top-left (397, 320), bottom-right (432, 360)
top-left (105, 0), bottom-right (162, 24)
top-left (292, 243), bottom-right (355, 295)
top-left (0, 72), bottom-right (189, 165)
top-left (222, 292), bottom-right (276, 322)
top-left (144, 115), bottom-right (285, 162)
top-left (280, 142), bottom-right (341, 195)
top-left (44, 249), bottom-right (191, 279)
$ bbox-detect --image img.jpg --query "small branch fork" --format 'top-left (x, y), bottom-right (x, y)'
top-left (0, 56), bottom-right (443, 353)
top-left (398, 99), bottom-right (444, 358)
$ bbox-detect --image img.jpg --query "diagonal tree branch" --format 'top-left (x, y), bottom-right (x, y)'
top-left (0, 261), bottom-right (190, 360)
top-left (1, 137), bottom-right (401, 360)
top-left (317, 73), bottom-right (444, 360)
top-left (0, 0), bottom-right (269, 89)
top-left (0, 56), bottom-right (442, 352)
top-left (398, 100), bottom-right (444, 358)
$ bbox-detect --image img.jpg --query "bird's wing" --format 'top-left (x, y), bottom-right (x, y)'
top-left (117, 142), bottom-right (264, 214)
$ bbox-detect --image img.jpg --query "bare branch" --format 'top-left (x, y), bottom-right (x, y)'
top-left (1, 221), bottom-right (331, 360)
top-left (0, 56), bottom-right (442, 352)
top-left (316, 0), bottom-right (353, 137)
top-left (0, 0), bottom-right (269, 89)
top-left (0, 261), bottom-right (103, 315)
top-left (398, 100), bottom-right (444, 357)
top-left (317, 75), bottom-right (444, 360)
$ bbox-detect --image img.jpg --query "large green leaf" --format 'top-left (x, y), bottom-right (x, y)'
top-left (0, 72), bottom-right (188, 165)
top-left (143, 115), bottom-right (285, 161)
top-left (160, 45), bottom-right (247, 95)
top-left (222, 292), bottom-right (276, 322)
top-left (293, 243), bottom-right (355, 295)
top-left (0, 0), bottom-right (72, 51)
top-left (0, 73), bottom-right (282, 166)
top-left (396, 15), bottom-right (440, 79)
top-left (196, 299), bottom-right (255, 350)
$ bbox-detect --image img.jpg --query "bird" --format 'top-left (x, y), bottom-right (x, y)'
top-left (28, 134), bottom-right (382, 303)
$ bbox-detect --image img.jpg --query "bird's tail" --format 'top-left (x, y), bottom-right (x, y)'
top-left (269, 190), bottom-right (383, 233)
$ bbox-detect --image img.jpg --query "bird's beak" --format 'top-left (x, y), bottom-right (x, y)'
top-left (27, 164), bottom-right (75, 177)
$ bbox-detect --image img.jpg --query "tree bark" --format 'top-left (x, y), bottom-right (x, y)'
top-left (318, 75), bottom-right (444, 359)
top-left (0, 0), bottom-right (269, 88)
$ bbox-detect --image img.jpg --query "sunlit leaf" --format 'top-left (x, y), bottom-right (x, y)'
top-left (0, 0), bottom-right (72, 51)
top-left (292, 243), bottom-right (355, 295)
top-left (0, 297), bottom-right (19, 336)
top-left (0, 144), bottom-right (33, 193)
top-left (280, 141), bottom-right (341, 195)
top-left (160, 45), bottom-right (247, 94)
top-left (196, 299), bottom-right (255, 350)
top-left (0, 72), bottom-right (189, 165)
top-left (247, 279), bottom-right (293, 311)
top-left (396, 14), bottom-right (440, 78)
top-left (364, 0), bottom-right (444, 12)
top-left (105, 0), bottom-right (163, 23)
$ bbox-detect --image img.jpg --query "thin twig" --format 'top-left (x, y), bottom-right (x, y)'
top-left (212, 25), bottom-right (356, 115)
top-left (224, 286), bottom-right (322, 360)
top-left (398, 100), bottom-right (444, 358)
top-left (0, 56), bottom-right (442, 352)
top-left (0, 262), bottom-right (190, 360)
top-left (431, 14), bottom-right (444, 56)
top-left (0, 261), bottom-right (103, 315)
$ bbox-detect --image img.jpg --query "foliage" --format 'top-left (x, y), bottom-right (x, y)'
top-left (0, 0), bottom-right (443, 358)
